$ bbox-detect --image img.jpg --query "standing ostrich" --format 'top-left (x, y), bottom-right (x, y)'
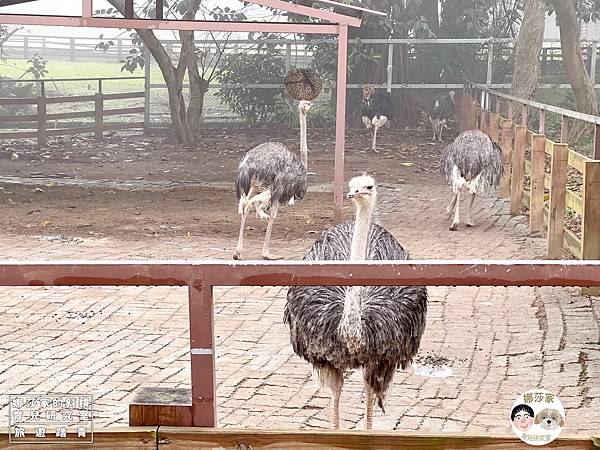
top-left (361, 85), bottom-right (394, 152)
top-left (284, 175), bottom-right (428, 430)
top-left (440, 129), bottom-right (504, 231)
top-left (428, 90), bottom-right (455, 142)
top-left (233, 100), bottom-right (312, 260)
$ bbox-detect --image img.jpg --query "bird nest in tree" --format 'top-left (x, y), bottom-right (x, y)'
top-left (285, 68), bottom-right (323, 101)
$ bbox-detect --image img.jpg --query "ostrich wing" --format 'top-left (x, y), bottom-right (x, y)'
top-left (235, 142), bottom-right (306, 205)
top-left (284, 221), bottom-right (427, 371)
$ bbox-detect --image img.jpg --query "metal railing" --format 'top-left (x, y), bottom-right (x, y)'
top-left (1, 259), bottom-right (600, 428)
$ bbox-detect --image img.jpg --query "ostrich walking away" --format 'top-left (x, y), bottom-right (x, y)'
top-left (428, 90), bottom-right (455, 142)
top-left (361, 85), bottom-right (394, 152)
top-left (284, 175), bottom-right (428, 430)
top-left (440, 129), bottom-right (504, 231)
top-left (233, 100), bottom-right (312, 260)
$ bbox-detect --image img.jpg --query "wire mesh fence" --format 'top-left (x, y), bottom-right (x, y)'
top-left (3, 34), bottom-right (600, 129)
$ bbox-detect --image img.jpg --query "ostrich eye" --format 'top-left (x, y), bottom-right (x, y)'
top-left (366, 186), bottom-right (373, 190)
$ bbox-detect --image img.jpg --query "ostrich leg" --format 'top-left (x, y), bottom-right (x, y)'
top-left (449, 191), bottom-right (461, 231)
top-left (465, 192), bottom-right (477, 227)
top-left (365, 385), bottom-right (375, 430)
top-left (233, 199), bottom-right (253, 260)
top-left (372, 125), bottom-right (380, 153)
top-left (325, 370), bottom-right (343, 429)
top-left (262, 201), bottom-right (282, 260)
top-left (446, 193), bottom-right (458, 219)
top-left (438, 123), bottom-right (444, 142)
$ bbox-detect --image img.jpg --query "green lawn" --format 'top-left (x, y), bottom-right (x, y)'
top-left (1, 59), bottom-right (145, 94)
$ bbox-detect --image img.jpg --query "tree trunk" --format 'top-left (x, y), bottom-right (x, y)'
top-left (551, 0), bottom-right (598, 144)
top-left (180, 0), bottom-right (208, 132)
top-left (510, 0), bottom-right (545, 121)
top-left (106, 0), bottom-right (197, 143)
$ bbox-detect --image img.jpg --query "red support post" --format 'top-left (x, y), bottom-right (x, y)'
top-left (188, 283), bottom-right (216, 427)
top-left (334, 25), bottom-right (348, 224)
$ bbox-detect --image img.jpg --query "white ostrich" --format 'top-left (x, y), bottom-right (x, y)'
top-left (440, 129), bottom-right (504, 231)
top-left (284, 174), bottom-right (428, 430)
top-left (233, 100), bottom-right (312, 260)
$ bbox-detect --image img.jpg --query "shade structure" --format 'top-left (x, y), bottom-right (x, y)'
top-left (0, 0), bottom-right (386, 223)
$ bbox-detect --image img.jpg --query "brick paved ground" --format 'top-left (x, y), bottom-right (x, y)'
top-left (1, 182), bottom-right (599, 436)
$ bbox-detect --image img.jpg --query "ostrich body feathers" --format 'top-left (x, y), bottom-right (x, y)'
top-left (235, 142), bottom-right (307, 207)
top-left (284, 221), bottom-right (428, 409)
top-left (440, 129), bottom-right (504, 194)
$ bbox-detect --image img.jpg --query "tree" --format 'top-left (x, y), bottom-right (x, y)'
top-left (101, 0), bottom-right (253, 143)
top-left (511, 0), bottom-right (546, 119)
top-left (550, 0), bottom-right (598, 143)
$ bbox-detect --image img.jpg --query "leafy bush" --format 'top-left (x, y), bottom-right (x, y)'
top-left (216, 50), bottom-right (286, 123)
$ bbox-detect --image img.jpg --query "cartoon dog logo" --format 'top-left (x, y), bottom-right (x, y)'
top-left (535, 408), bottom-right (565, 431)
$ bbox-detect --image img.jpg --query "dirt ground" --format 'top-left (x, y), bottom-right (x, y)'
top-left (0, 127), bottom-right (447, 241)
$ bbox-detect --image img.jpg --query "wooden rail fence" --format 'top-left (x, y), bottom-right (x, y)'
top-left (0, 426), bottom-right (598, 449)
top-left (461, 84), bottom-right (600, 286)
top-left (0, 79), bottom-right (145, 145)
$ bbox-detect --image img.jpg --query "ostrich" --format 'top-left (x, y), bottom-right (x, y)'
top-left (440, 129), bottom-right (504, 231)
top-left (233, 100), bottom-right (312, 260)
top-left (428, 90), bottom-right (455, 142)
top-left (284, 174), bottom-right (428, 430)
top-left (361, 85), bottom-right (394, 152)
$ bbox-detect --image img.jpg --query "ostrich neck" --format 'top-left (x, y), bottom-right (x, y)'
top-left (299, 110), bottom-right (308, 170)
top-left (339, 199), bottom-right (375, 351)
top-left (350, 200), bottom-right (373, 261)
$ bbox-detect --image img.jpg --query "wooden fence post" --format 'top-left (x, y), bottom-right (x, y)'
top-left (480, 109), bottom-right (489, 136)
top-left (473, 100), bottom-right (480, 130)
top-left (95, 92), bottom-right (104, 141)
top-left (530, 134), bottom-right (546, 234)
top-left (582, 160), bottom-right (600, 295)
top-left (561, 115), bottom-right (569, 143)
top-left (500, 119), bottom-right (514, 198)
top-left (489, 112), bottom-right (500, 142)
top-left (547, 143), bottom-right (569, 259)
top-left (70, 37), bottom-right (75, 61)
top-left (37, 95), bottom-right (47, 147)
top-left (510, 125), bottom-right (527, 214)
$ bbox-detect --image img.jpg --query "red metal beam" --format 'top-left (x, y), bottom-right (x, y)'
top-left (247, 0), bottom-right (361, 27)
top-left (334, 24), bottom-right (348, 224)
top-left (0, 14), bottom-right (341, 34)
top-left (1, 260), bottom-right (600, 287)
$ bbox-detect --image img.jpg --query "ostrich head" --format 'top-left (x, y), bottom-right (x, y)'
top-left (362, 84), bottom-right (376, 108)
top-left (299, 100), bottom-right (313, 116)
top-left (448, 90), bottom-right (456, 102)
top-left (347, 174), bottom-right (377, 207)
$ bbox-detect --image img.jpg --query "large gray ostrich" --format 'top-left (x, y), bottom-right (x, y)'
top-left (233, 100), bottom-right (312, 260)
top-left (440, 129), bottom-right (504, 231)
top-left (284, 174), bottom-right (428, 430)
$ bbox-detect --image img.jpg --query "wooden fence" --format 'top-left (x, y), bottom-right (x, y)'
top-left (0, 78), bottom-right (145, 145)
top-left (0, 427), bottom-right (598, 449)
top-left (460, 84), bottom-right (600, 278)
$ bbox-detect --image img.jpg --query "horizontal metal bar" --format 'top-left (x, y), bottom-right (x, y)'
top-left (1, 260), bottom-right (600, 287)
top-left (469, 81), bottom-right (600, 125)
top-left (0, 77), bottom-right (144, 84)
top-left (0, 14), bottom-right (341, 34)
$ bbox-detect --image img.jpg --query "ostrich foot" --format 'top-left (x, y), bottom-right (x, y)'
top-left (262, 252), bottom-right (283, 260)
top-left (371, 146), bottom-right (379, 153)
top-left (466, 221), bottom-right (476, 228)
top-left (233, 250), bottom-right (242, 260)
top-left (449, 222), bottom-right (459, 231)
top-left (256, 210), bottom-right (270, 221)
